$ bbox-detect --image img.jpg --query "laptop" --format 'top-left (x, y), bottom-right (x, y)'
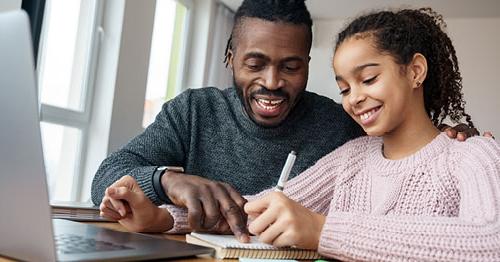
top-left (0, 10), bottom-right (213, 261)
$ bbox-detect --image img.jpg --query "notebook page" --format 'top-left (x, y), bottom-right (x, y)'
top-left (190, 233), bottom-right (277, 249)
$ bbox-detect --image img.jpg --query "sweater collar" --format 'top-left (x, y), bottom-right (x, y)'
top-left (369, 132), bottom-right (452, 173)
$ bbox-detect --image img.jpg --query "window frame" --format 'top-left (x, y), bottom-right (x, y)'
top-left (37, 0), bottom-right (104, 201)
top-left (36, 0), bottom-right (196, 202)
top-left (173, 0), bottom-right (193, 97)
top-left (143, 0), bottom-right (194, 127)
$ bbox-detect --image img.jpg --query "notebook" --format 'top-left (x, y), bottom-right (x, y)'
top-left (51, 201), bottom-right (112, 222)
top-left (0, 10), bottom-right (213, 261)
top-left (186, 233), bottom-right (322, 259)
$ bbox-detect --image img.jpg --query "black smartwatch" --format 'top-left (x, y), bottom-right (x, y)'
top-left (152, 166), bottom-right (184, 204)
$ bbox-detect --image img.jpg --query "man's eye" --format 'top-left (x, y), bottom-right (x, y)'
top-left (362, 76), bottom-right (377, 85)
top-left (284, 65), bottom-right (299, 72)
top-left (246, 64), bottom-right (262, 71)
top-left (282, 62), bottom-right (300, 72)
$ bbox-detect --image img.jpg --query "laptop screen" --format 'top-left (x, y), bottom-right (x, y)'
top-left (0, 10), bottom-right (58, 262)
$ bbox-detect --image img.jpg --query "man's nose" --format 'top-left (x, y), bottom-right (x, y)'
top-left (262, 67), bottom-right (285, 90)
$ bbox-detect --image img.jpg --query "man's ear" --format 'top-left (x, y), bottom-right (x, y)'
top-left (227, 49), bottom-right (234, 70)
top-left (410, 53), bottom-right (428, 89)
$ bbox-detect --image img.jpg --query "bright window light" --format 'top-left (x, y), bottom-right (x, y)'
top-left (143, 0), bottom-right (188, 127)
top-left (37, 0), bottom-right (99, 201)
top-left (41, 122), bottom-right (82, 200)
top-left (38, 0), bottom-right (94, 111)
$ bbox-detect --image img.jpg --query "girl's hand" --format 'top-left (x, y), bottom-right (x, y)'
top-left (244, 191), bottom-right (325, 250)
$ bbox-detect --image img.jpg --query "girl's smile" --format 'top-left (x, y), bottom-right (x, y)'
top-left (355, 105), bottom-right (383, 126)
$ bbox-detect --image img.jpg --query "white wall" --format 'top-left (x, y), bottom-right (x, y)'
top-left (307, 18), bottom-right (500, 136)
top-left (448, 18), bottom-right (500, 136)
top-left (308, 20), bottom-right (345, 102)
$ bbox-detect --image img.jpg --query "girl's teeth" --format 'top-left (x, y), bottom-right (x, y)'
top-left (360, 108), bottom-right (377, 120)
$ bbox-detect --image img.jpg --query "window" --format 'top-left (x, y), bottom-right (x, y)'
top-left (37, 0), bottom-right (102, 201)
top-left (143, 0), bottom-right (191, 127)
top-left (37, 0), bottom-right (193, 202)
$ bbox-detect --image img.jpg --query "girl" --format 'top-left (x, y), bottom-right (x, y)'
top-left (243, 7), bottom-right (500, 261)
top-left (101, 7), bottom-right (500, 261)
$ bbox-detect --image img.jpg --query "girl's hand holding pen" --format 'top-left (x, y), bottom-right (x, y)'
top-left (244, 192), bottom-right (326, 250)
top-left (243, 150), bottom-right (324, 249)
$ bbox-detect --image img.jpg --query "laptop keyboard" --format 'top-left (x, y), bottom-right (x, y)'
top-left (55, 234), bottom-right (133, 254)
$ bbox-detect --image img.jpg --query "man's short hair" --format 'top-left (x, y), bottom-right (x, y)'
top-left (224, 0), bottom-right (313, 66)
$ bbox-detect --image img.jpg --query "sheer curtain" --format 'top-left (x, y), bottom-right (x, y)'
top-left (206, 3), bottom-right (234, 89)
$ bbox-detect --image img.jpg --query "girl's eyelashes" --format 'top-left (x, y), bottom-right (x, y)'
top-left (339, 88), bottom-right (350, 96)
top-left (337, 74), bottom-right (377, 96)
top-left (362, 75), bottom-right (378, 85)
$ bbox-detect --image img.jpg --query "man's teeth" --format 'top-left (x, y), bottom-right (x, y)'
top-left (257, 98), bottom-right (283, 105)
top-left (360, 108), bottom-right (378, 121)
top-left (256, 98), bottom-right (284, 109)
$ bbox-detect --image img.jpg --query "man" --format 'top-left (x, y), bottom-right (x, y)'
top-left (93, 0), bottom-right (480, 240)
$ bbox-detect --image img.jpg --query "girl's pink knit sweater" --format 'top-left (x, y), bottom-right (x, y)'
top-left (165, 133), bottom-right (500, 261)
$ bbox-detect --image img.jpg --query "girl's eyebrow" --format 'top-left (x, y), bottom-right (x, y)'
top-left (335, 63), bottom-right (380, 82)
top-left (352, 63), bottom-right (380, 74)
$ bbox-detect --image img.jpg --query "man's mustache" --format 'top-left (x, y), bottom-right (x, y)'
top-left (250, 86), bottom-right (288, 99)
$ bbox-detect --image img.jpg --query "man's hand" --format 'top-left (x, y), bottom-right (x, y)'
top-left (244, 192), bottom-right (325, 250)
top-left (438, 123), bottom-right (486, 141)
top-left (162, 172), bottom-right (250, 242)
top-left (100, 175), bottom-right (174, 232)
top-left (483, 131), bottom-right (495, 139)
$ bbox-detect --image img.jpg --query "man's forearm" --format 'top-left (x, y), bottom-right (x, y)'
top-left (91, 152), bottom-right (161, 205)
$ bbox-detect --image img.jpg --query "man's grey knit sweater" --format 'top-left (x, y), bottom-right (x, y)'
top-left (91, 87), bottom-right (363, 205)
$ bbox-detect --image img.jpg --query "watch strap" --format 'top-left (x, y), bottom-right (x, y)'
top-left (152, 166), bottom-right (183, 204)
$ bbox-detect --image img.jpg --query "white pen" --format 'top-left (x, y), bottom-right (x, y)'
top-left (275, 151), bottom-right (296, 192)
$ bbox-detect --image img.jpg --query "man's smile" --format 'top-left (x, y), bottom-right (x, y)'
top-left (251, 96), bottom-right (288, 118)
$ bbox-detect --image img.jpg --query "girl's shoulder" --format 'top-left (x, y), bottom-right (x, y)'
top-left (450, 136), bottom-right (499, 158)
top-left (446, 136), bottom-right (500, 172)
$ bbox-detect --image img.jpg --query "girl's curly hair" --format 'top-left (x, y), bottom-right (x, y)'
top-left (335, 7), bottom-right (474, 128)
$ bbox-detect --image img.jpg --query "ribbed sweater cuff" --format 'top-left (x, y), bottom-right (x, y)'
top-left (319, 212), bottom-right (357, 261)
top-left (133, 166), bottom-right (163, 206)
top-left (162, 205), bottom-right (190, 234)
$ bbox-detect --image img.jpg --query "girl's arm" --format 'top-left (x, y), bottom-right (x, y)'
top-left (319, 138), bottom-right (500, 261)
top-left (248, 146), bottom-right (349, 213)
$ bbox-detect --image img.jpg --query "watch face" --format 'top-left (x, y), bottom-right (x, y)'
top-left (158, 166), bottom-right (184, 173)
top-left (157, 166), bottom-right (168, 171)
